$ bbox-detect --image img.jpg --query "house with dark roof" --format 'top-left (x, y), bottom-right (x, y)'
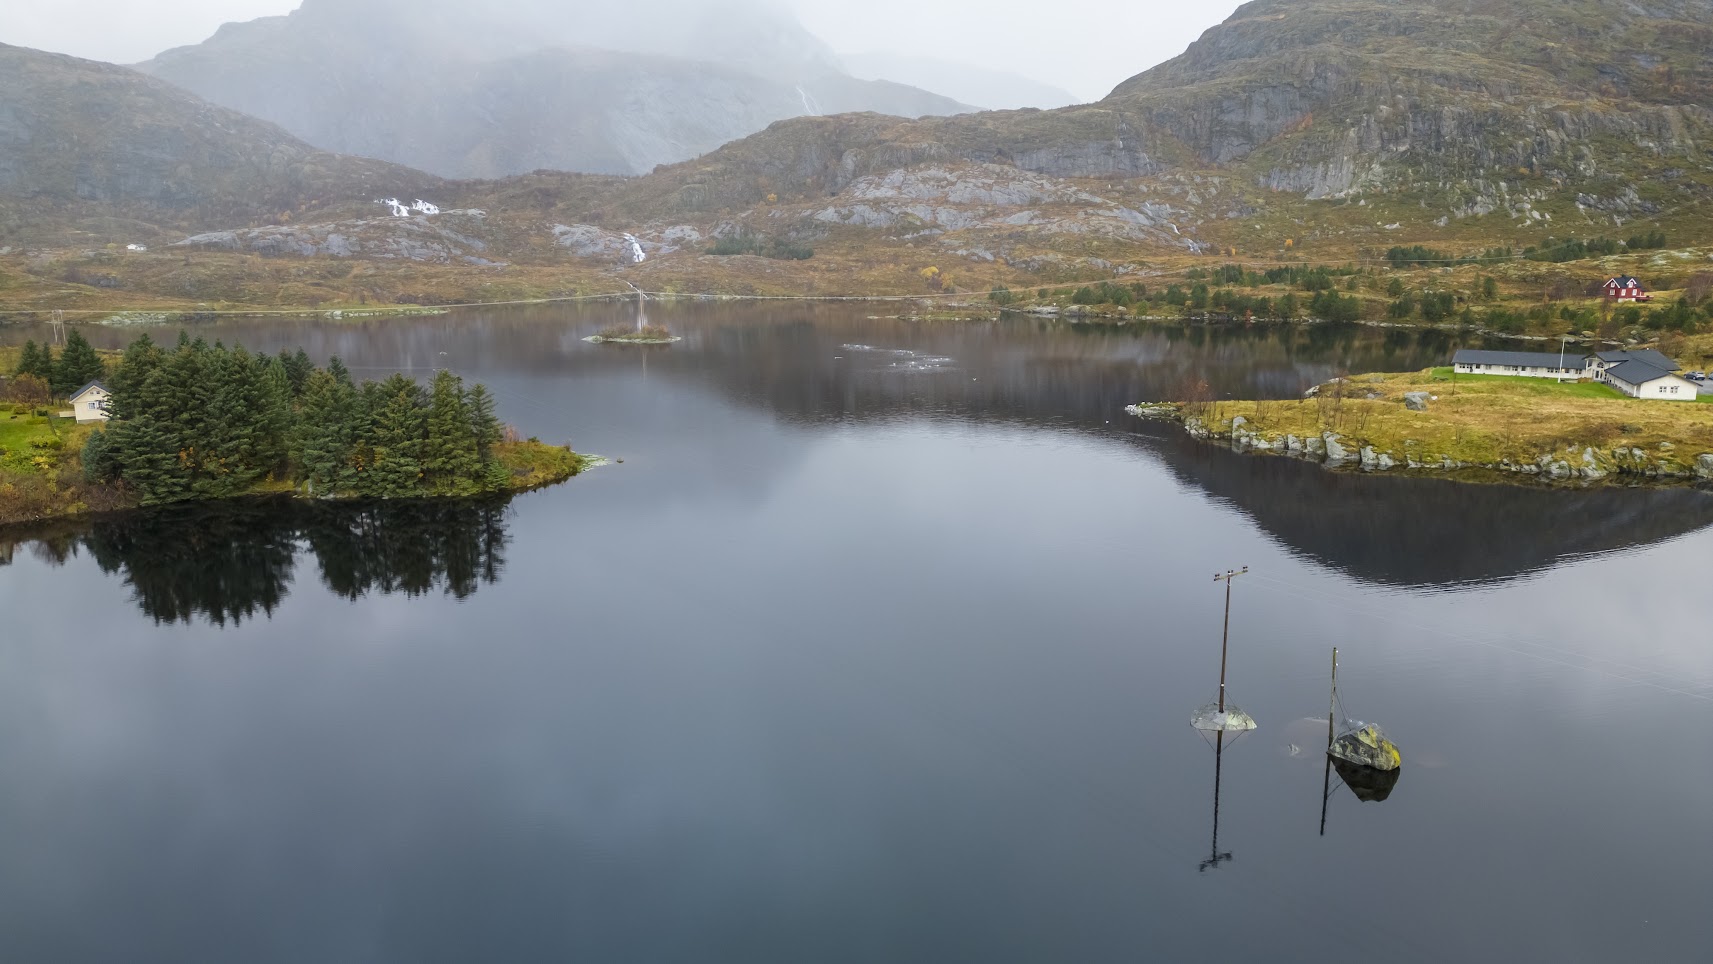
top-left (1452, 349), bottom-right (1583, 380)
top-left (1586, 349), bottom-right (1679, 380)
top-left (1602, 276), bottom-right (1650, 302)
top-left (1589, 352), bottom-right (1696, 401)
top-left (66, 380), bottom-right (112, 423)
top-left (1451, 348), bottom-right (1696, 400)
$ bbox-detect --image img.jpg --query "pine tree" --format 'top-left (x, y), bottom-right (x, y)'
top-left (365, 386), bottom-right (427, 497)
top-left (278, 348), bottom-right (313, 398)
top-left (106, 334), bottom-right (163, 420)
top-left (422, 370), bottom-right (481, 493)
top-left (256, 356), bottom-right (294, 472)
top-left (328, 355), bottom-right (353, 387)
top-left (14, 340), bottom-right (46, 379)
top-left (53, 329), bottom-right (107, 397)
top-left (293, 370), bottom-right (361, 492)
top-left (106, 417), bottom-right (194, 504)
top-left (466, 383), bottom-right (503, 460)
top-left (21, 341), bottom-right (57, 385)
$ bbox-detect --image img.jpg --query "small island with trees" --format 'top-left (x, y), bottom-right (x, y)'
top-left (0, 332), bottom-right (589, 526)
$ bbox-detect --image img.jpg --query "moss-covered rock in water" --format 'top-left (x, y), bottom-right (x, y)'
top-left (1329, 725), bottom-right (1402, 772)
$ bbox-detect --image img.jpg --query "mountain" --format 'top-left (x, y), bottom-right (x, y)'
top-left (573, 0), bottom-right (1713, 261)
top-left (0, 42), bottom-right (443, 238)
top-left (138, 0), bottom-right (974, 179)
top-left (839, 53), bottom-right (1080, 111)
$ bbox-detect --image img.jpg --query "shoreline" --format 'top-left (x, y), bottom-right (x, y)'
top-left (0, 441), bottom-right (593, 532)
top-left (1128, 367), bottom-right (1713, 489)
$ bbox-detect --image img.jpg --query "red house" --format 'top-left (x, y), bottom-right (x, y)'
top-left (1603, 276), bottom-right (1650, 302)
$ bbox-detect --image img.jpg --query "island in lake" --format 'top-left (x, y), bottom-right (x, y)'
top-left (584, 323), bottom-right (681, 345)
top-left (0, 332), bottom-right (588, 527)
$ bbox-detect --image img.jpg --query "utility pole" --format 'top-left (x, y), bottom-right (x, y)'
top-left (1212, 567), bottom-right (1248, 713)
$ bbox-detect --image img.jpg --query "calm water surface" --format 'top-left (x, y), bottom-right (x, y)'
top-left (1, 306), bottom-right (1709, 963)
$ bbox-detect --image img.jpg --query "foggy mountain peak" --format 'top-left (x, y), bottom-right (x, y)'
top-left (279, 0), bottom-right (841, 76)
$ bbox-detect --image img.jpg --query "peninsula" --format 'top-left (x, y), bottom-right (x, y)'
top-left (1133, 357), bottom-right (1713, 487)
top-left (0, 333), bottom-right (587, 527)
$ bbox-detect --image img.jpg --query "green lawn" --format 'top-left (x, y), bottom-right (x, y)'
top-left (1427, 367), bottom-right (1630, 400)
top-left (0, 409), bottom-right (76, 469)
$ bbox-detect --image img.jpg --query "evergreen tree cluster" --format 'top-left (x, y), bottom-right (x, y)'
top-left (12, 330), bottom-right (108, 397)
top-left (82, 334), bottom-right (510, 504)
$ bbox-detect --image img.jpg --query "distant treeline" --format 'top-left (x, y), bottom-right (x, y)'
top-left (82, 334), bottom-right (511, 504)
top-left (993, 270), bottom-right (1365, 322)
top-left (1385, 232), bottom-right (1668, 268)
top-left (706, 232), bottom-right (814, 260)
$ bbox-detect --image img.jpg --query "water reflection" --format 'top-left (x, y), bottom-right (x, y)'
top-left (0, 498), bottom-right (511, 625)
top-left (1199, 732), bottom-right (1236, 872)
top-left (19, 306), bottom-right (1713, 590)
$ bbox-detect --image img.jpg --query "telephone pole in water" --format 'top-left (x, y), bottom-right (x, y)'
top-left (1213, 567), bottom-right (1248, 713)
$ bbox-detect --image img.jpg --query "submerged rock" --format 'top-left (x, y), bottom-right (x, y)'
top-left (1328, 725), bottom-right (1401, 772)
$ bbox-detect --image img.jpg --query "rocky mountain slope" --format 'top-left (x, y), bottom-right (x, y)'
top-left (8, 0), bottom-right (1713, 295)
top-left (0, 42), bottom-right (443, 241)
top-left (138, 0), bottom-right (972, 179)
top-left (577, 0), bottom-right (1713, 261)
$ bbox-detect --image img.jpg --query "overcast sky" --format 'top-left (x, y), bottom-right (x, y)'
top-left (1, 1), bottom-right (1234, 101)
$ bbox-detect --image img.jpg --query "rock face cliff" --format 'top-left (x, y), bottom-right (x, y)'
top-left (138, 0), bottom-right (973, 179)
top-left (592, 0), bottom-right (1713, 244)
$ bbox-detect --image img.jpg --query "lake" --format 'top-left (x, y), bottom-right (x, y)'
top-left (2, 305), bottom-right (1710, 963)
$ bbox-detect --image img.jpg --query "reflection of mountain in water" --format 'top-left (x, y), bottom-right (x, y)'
top-left (0, 499), bottom-right (510, 626)
top-left (41, 305), bottom-right (1713, 588)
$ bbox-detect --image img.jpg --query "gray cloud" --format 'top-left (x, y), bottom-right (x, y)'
top-left (1, 0), bottom-right (1234, 103)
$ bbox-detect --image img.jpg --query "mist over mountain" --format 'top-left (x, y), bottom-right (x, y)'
top-left (137, 0), bottom-right (973, 178)
top-left (839, 53), bottom-right (1079, 110)
top-left (0, 42), bottom-right (441, 234)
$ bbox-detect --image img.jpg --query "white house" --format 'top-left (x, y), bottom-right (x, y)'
top-left (1601, 359), bottom-right (1697, 401)
top-left (68, 381), bottom-right (112, 423)
top-left (1451, 348), bottom-right (1696, 401)
top-left (1586, 349), bottom-right (1680, 381)
top-left (1451, 349), bottom-right (1583, 380)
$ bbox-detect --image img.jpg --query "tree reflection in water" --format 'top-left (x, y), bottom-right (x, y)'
top-left (0, 497), bottom-right (511, 626)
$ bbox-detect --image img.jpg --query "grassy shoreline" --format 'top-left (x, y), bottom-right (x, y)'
top-left (0, 412), bottom-right (590, 530)
top-left (1135, 367), bottom-right (1713, 486)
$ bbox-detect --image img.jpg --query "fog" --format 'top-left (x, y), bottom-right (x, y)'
top-left (2, 0), bottom-right (1233, 103)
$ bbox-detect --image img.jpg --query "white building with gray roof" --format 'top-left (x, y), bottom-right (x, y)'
top-left (1450, 348), bottom-right (1697, 401)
